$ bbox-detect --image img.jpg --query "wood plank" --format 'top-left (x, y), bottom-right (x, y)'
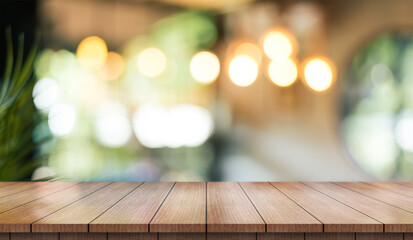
top-left (108, 233), bottom-right (157, 240)
top-left (150, 182), bottom-right (205, 233)
top-left (305, 233), bottom-right (354, 240)
top-left (240, 182), bottom-right (322, 232)
top-left (271, 182), bottom-right (382, 232)
top-left (0, 183), bottom-right (17, 188)
top-left (32, 182), bottom-right (141, 232)
top-left (366, 182), bottom-right (413, 197)
top-left (355, 233), bottom-right (402, 240)
top-left (10, 233), bottom-right (58, 240)
top-left (207, 233), bottom-right (255, 240)
top-left (366, 182), bottom-right (413, 198)
top-left (0, 234), bottom-right (7, 240)
top-left (207, 182), bottom-right (265, 233)
top-left (60, 233), bottom-right (106, 240)
top-left (0, 182), bottom-right (79, 213)
top-left (258, 233), bottom-right (304, 240)
top-left (91, 182), bottom-right (174, 232)
top-left (159, 233), bottom-right (205, 240)
top-left (0, 182), bottom-right (48, 198)
top-left (0, 182), bottom-right (110, 232)
top-left (305, 182), bottom-right (413, 232)
top-left (336, 182), bottom-right (413, 213)
top-left (406, 233), bottom-right (413, 240)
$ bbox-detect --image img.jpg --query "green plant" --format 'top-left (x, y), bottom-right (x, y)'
top-left (0, 27), bottom-right (42, 180)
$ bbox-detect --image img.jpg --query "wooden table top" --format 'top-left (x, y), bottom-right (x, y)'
top-left (0, 182), bottom-right (412, 233)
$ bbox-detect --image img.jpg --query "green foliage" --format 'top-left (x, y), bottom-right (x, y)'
top-left (0, 27), bottom-right (42, 180)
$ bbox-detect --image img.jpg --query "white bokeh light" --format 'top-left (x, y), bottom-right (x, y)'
top-left (395, 111), bottom-right (413, 152)
top-left (32, 77), bottom-right (60, 112)
top-left (132, 103), bottom-right (213, 148)
top-left (94, 102), bottom-right (132, 148)
top-left (48, 103), bottom-right (76, 137)
top-left (132, 103), bottom-right (168, 148)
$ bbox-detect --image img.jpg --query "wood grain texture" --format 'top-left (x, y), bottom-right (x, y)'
top-left (240, 182), bottom-right (321, 232)
top-left (33, 182), bottom-right (140, 232)
top-left (10, 233), bottom-right (58, 240)
top-left (60, 233), bottom-right (106, 240)
top-left (305, 182), bottom-right (413, 232)
top-left (0, 182), bottom-right (110, 232)
top-left (207, 182), bottom-right (265, 233)
top-left (207, 233), bottom-right (255, 240)
top-left (366, 182), bottom-right (413, 198)
top-left (108, 233), bottom-right (157, 240)
top-left (159, 233), bottom-right (205, 240)
top-left (0, 182), bottom-right (48, 198)
top-left (336, 182), bottom-right (413, 213)
top-left (150, 182), bottom-right (205, 233)
top-left (305, 233), bottom-right (354, 240)
top-left (405, 233), bottom-right (413, 240)
top-left (0, 183), bottom-right (17, 188)
top-left (258, 233), bottom-right (304, 240)
top-left (0, 234), bottom-right (7, 240)
top-left (0, 182), bottom-right (79, 214)
top-left (91, 182), bottom-right (174, 232)
top-left (271, 182), bottom-right (382, 232)
top-left (355, 233), bottom-right (402, 240)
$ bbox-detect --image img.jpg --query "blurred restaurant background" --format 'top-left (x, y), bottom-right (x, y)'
top-left (1, 0), bottom-right (413, 181)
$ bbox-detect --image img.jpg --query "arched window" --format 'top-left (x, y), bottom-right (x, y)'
top-left (342, 33), bottom-right (413, 179)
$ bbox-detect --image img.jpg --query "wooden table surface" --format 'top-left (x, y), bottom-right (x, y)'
top-left (0, 182), bottom-right (412, 240)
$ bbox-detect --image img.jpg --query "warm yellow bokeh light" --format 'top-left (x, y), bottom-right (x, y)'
top-left (137, 47), bottom-right (167, 78)
top-left (304, 58), bottom-right (334, 92)
top-left (102, 52), bottom-right (125, 81)
top-left (268, 59), bottom-right (298, 87)
top-left (235, 42), bottom-right (262, 63)
top-left (190, 51), bottom-right (220, 84)
top-left (76, 36), bottom-right (108, 70)
top-left (228, 55), bottom-right (258, 87)
top-left (263, 30), bottom-right (296, 60)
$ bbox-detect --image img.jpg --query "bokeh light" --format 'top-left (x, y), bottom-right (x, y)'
top-left (190, 51), bottom-right (220, 84)
top-left (137, 47), bottom-right (167, 78)
top-left (395, 111), bottom-right (413, 152)
top-left (268, 59), bottom-right (298, 87)
top-left (304, 58), bottom-right (334, 92)
top-left (263, 29), bottom-right (297, 60)
top-left (32, 77), bottom-right (60, 112)
top-left (76, 36), bottom-right (108, 70)
top-left (48, 103), bottom-right (77, 137)
top-left (94, 102), bottom-right (132, 148)
top-left (101, 52), bottom-right (125, 81)
top-left (228, 55), bottom-right (258, 87)
top-left (234, 42), bottom-right (262, 64)
top-left (132, 103), bottom-right (213, 148)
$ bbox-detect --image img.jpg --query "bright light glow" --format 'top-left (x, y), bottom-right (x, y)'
top-left (395, 112), bottom-right (413, 152)
top-left (228, 55), bottom-right (258, 87)
top-left (94, 102), bottom-right (132, 148)
top-left (48, 103), bottom-right (76, 137)
top-left (132, 103), bottom-right (167, 148)
top-left (132, 103), bottom-right (213, 148)
top-left (137, 48), bottom-right (167, 78)
top-left (102, 52), bottom-right (125, 81)
top-left (370, 63), bottom-right (393, 84)
top-left (344, 114), bottom-right (398, 178)
top-left (263, 29), bottom-right (296, 60)
top-left (190, 51), bottom-right (220, 84)
top-left (268, 59), bottom-right (298, 87)
top-left (235, 42), bottom-right (262, 63)
top-left (76, 36), bottom-right (108, 69)
top-left (304, 58), bottom-right (334, 92)
top-left (32, 166), bottom-right (55, 180)
top-left (32, 77), bottom-right (60, 112)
